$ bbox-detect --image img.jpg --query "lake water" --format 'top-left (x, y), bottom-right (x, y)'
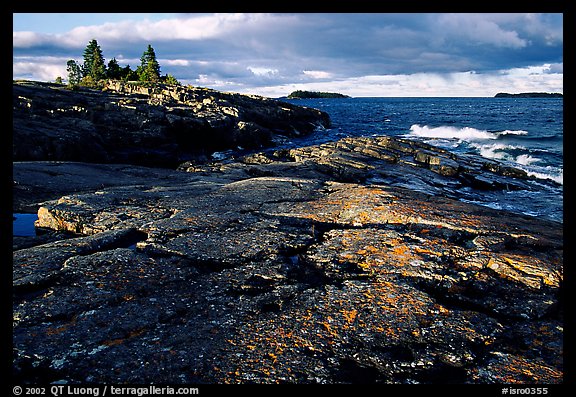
top-left (13, 213), bottom-right (39, 237)
top-left (282, 97), bottom-right (563, 223)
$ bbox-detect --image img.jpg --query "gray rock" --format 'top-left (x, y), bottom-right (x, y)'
top-left (13, 80), bottom-right (330, 167)
top-left (13, 135), bottom-right (562, 384)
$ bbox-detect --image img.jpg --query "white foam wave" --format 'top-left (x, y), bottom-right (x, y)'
top-left (408, 124), bottom-right (561, 185)
top-left (526, 168), bottom-right (563, 185)
top-left (409, 124), bottom-right (495, 141)
top-left (471, 143), bottom-right (561, 183)
top-left (498, 129), bottom-right (528, 136)
top-left (408, 125), bottom-right (529, 142)
top-left (515, 154), bottom-right (541, 166)
top-left (476, 143), bottom-right (511, 161)
top-left (469, 142), bottom-right (527, 162)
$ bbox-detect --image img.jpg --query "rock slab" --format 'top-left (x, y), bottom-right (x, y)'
top-left (13, 136), bottom-right (563, 384)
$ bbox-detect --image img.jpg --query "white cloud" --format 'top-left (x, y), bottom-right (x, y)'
top-left (194, 74), bottom-right (241, 88)
top-left (12, 31), bottom-right (43, 48)
top-left (247, 66), bottom-right (279, 77)
top-left (233, 67), bottom-right (563, 98)
top-left (12, 14), bottom-right (248, 51)
top-left (162, 59), bottom-right (192, 67)
top-left (13, 60), bottom-right (67, 82)
top-left (546, 63), bottom-right (563, 74)
top-left (499, 63), bottom-right (564, 77)
top-left (43, 13), bottom-right (283, 46)
top-left (303, 70), bottom-right (333, 79)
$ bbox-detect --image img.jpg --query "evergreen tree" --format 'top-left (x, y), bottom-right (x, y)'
top-left (106, 58), bottom-right (118, 78)
top-left (82, 39), bottom-right (106, 81)
top-left (138, 44), bottom-right (161, 83)
top-left (121, 65), bottom-right (139, 81)
top-left (63, 40), bottom-right (181, 86)
top-left (66, 60), bottom-right (82, 85)
top-left (106, 58), bottom-right (123, 79)
top-left (162, 73), bottom-right (180, 86)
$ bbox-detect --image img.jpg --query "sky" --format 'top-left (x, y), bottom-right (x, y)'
top-left (12, 13), bottom-right (564, 97)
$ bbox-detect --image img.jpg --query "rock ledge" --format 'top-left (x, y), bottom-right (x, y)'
top-left (13, 135), bottom-right (563, 384)
top-left (13, 80), bottom-right (330, 167)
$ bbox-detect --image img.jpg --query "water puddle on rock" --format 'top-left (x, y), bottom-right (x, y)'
top-left (13, 213), bottom-right (39, 237)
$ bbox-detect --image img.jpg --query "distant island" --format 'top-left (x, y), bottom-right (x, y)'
top-left (494, 92), bottom-right (563, 98)
top-left (287, 90), bottom-right (350, 99)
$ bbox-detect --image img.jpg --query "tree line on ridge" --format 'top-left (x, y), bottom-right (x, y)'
top-left (59, 39), bottom-right (180, 88)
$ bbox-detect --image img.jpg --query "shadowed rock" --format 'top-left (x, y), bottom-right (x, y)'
top-left (13, 80), bottom-right (330, 167)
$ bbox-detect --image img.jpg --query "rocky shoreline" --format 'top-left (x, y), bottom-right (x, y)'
top-left (13, 80), bottom-right (330, 167)
top-left (12, 81), bottom-right (563, 384)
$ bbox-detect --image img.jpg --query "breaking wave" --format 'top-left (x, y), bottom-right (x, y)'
top-left (406, 124), bottom-right (562, 185)
top-left (408, 124), bottom-right (528, 141)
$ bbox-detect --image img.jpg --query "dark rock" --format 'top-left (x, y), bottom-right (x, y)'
top-left (287, 90), bottom-right (351, 99)
top-left (494, 92), bottom-right (562, 98)
top-left (13, 80), bottom-right (330, 167)
top-left (413, 149), bottom-right (459, 177)
top-left (14, 228), bottom-right (146, 292)
top-left (12, 161), bottom-right (197, 213)
top-left (13, 135), bottom-right (562, 384)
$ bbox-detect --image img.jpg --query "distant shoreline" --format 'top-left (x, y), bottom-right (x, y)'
top-left (494, 92), bottom-right (563, 98)
top-left (286, 90), bottom-right (350, 99)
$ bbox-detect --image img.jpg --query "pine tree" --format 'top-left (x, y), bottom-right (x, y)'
top-left (106, 58), bottom-right (123, 80)
top-left (138, 44), bottom-right (161, 83)
top-left (162, 73), bottom-right (180, 86)
top-left (66, 60), bottom-right (82, 85)
top-left (63, 40), bottom-right (180, 86)
top-left (82, 39), bottom-right (106, 81)
top-left (121, 65), bottom-right (139, 81)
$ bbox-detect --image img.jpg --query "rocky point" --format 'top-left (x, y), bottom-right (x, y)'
top-left (13, 80), bottom-right (330, 167)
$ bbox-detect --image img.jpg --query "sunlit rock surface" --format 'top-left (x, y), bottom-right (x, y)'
top-left (13, 135), bottom-right (562, 384)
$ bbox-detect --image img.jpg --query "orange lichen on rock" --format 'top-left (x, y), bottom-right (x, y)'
top-left (486, 253), bottom-right (561, 289)
top-left (475, 353), bottom-right (563, 384)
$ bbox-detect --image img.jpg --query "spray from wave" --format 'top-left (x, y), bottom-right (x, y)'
top-left (406, 124), bottom-right (562, 185)
top-left (409, 124), bottom-right (494, 140)
top-left (470, 142), bottom-right (527, 161)
top-left (526, 168), bottom-right (563, 185)
top-left (408, 124), bottom-right (528, 141)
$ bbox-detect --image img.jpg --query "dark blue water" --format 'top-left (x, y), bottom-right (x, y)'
top-left (282, 97), bottom-right (563, 223)
top-left (13, 213), bottom-right (39, 236)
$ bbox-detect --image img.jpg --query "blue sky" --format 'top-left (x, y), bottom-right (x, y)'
top-left (13, 13), bottom-right (563, 97)
top-left (13, 13), bottom-right (177, 34)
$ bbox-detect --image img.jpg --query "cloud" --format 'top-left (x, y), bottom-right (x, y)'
top-left (434, 14), bottom-right (528, 48)
top-left (225, 65), bottom-right (563, 98)
top-left (303, 70), bottom-right (333, 79)
top-left (13, 56), bottom-right (68, 82)
top-left (66, 14), bottom-right (253, 43)
top-left (247, 66), bottom-right (279, 77)
top-left (13, 13), bottom-right (563, 97)
top-left (13, 31), bottom-right (43, 48)
top-left (546, 63), bottom-right (563, 74)
top-left (162, 59), bottom-right (192, 67)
